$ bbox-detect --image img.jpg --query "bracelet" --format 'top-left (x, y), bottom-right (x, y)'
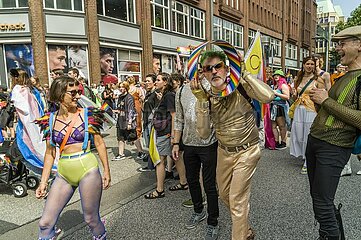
top-left (172, 143), bottom-right (179, 146)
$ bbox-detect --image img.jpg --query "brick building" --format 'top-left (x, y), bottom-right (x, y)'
top-left (0, 0), bottom-right (317, 86)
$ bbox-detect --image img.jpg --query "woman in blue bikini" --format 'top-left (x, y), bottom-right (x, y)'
top-left (35, 76), bottom-right (111, 240)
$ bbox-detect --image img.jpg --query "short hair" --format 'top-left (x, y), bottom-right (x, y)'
top-left (68, 68), bottom-right (79, 77)
top-left (170, 73), bottom-right (185, 86)
top-left (145, 73), bottom-right (156, 82)
top-left (48, 45), bottom-right (66, 51)
top-left (49, 76), bottom-right (79, 103)
top-left (120, 81), bottom-right (130, 92)
top-left (311, 53), bottom-right (324, 68)
top-left (200, 51), bottom-right (227, 66)
top-left (100, 47), bottom-right (115, 58)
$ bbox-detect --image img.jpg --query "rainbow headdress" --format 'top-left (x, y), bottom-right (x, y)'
top-left (187, 40), bottom-right (242, 97)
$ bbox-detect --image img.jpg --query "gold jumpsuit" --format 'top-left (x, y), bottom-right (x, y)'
top-left (196, 74), bottom-right (274, 240)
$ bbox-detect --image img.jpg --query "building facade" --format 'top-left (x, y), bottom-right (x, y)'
top-left (315, 0), bottom-right (344, 71)
top-left (0, 0), bottom-right (317, 87)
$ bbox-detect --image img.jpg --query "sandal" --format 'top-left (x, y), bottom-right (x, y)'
top-left (169, 183), bottom-right (189, 191)
top-left (144, 189), bottom-right (165, 199)
top-left (247, 228), bottom-right (255, 240)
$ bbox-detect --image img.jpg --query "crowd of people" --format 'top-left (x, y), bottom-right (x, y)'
top-left (1, 25), bottom-right (360, 240)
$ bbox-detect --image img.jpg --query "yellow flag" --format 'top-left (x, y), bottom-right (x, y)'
top-left (244, 31), bottom-right (263, 76)
top-left (149, 127), bottom-right (161, 166)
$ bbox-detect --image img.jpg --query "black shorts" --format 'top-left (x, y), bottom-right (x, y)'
top-left (117, 128), bottom-right (137, 142)
top-left (5, 112), bottom-right (14, 128)
top-left (276, 105), bottom-right (285, 118)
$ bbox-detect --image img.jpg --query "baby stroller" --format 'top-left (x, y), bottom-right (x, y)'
top-left (0, 139), bottom-right (40, 197)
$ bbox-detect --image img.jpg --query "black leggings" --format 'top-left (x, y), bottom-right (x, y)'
top-left (306, 135), bottom-right (352, 236)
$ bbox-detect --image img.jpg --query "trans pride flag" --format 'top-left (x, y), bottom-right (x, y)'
top-left (11, 86), bottom-right (55, 173)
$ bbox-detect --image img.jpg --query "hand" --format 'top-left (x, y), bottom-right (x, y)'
top-left (172, 144), bottom-right (180, 160)
top-left (190, 77), bottom-right (208, 101)
top-left (102, 171), bottom-right (111, 190)
top-left (273, 90), bottom-right (279, 95)
top-left (127, 124), bottom-right (131, 130)
top-left (309, 88), bottom-right (328, 105)
top-left (35, 182), bottom-right (48, 199)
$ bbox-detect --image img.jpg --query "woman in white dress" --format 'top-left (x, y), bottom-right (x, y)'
top-left (290, 56), bottom-right (326, 174)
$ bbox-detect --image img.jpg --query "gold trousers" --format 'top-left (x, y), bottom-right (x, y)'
top-left (216, 144), bottom-right (261, 240)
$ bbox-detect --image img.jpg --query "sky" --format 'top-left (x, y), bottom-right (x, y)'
top-left (331, 0), bottom-right (360, 18)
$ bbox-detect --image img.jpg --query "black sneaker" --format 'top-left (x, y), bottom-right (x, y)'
top-left (137, 152), bottom-right (148, 160)
top-left (112, 154), bottom-right (126, 161)
top-left (276, 142), bottom-right (287, 150)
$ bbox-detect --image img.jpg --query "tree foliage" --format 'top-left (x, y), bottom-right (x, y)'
top-left (336, 4), bottom-right (361, 33)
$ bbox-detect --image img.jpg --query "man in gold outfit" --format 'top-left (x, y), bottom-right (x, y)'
top-left (191, 50), bottom-right (274, 240)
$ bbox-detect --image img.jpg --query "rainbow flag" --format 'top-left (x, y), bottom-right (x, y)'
top-left (100, 102), bottom-right (111, 111)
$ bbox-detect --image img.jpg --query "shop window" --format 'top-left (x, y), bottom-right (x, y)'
top-left (44, 0), bottom-right (83, 11)
top-left (97, 0), bottom-right (135, 23)
top-left (0, 0), bottom-right (28, 7)
top-left (151, 0), bottom-right (169, 30)
top-left (118, 50), bottom-right (141, 81)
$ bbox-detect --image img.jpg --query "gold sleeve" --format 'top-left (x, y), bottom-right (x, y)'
top-left (195, 100), bottom-right (212, 139)
top-left (240, 72), bottom-right (275, 103)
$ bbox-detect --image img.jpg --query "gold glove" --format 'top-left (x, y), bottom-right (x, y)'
top-left (192, 88), bottom-right (209, 101)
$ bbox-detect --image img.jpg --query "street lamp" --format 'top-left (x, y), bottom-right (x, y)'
top-left (261, 36), bottom-right (275, 72)
top-left (314, 25), bottom-right (330, 72)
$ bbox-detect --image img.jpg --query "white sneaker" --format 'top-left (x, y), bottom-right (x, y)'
top-left (340, 168), bottom-right (352, 176)
top-left (356, 170), bottom-right (361, 175)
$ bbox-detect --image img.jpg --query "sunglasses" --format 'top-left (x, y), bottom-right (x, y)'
top-left (66, 89), bottom-right (82, 97)
top-left (335, 38), bottom-right (360, 48)
top-left (202, 61), bottom-right (225, 73)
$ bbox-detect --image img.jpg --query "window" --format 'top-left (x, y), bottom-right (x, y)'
top-left (234, 24), bottom-right (243, 48)
top-left (44, 0), bottom-right (83, 11)
top-left (285, 43), bottom-right (297, 60)
top-left (172, 1), bottom-right (188, 35)
top-left (97, 0), bottom-right (135, 23)
top-left (300, 48), bottom-right (309, 62)
top-left (213, 17), bottom-right (243, 48)
top-left (118, 50), bottom-right (141, 82)
top-left (249, 30), bottom-right (256, 46)
top-left (223, 21), bottom-right (233, 44)
top-left (190, 8), bottom-right (204, 38)
top-left (213, 16), bottom-right (222, 41)
top-left (151, 0), bottom-right (170, 30)
top-left (269, 38), bottom-right (281, 57)
top-left (0, 0), bottom-right (28, 7)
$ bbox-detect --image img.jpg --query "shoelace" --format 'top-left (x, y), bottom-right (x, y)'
top-left (206, 226), bottom-right (216, 236)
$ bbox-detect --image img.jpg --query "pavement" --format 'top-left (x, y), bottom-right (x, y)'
top-left (1, 127), bottom-right (361, 240)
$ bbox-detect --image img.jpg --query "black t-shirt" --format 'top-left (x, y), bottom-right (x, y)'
top-left (143, 90), bottom-right (159, 126)
top-left (155, 91), bottom-right (175, 136)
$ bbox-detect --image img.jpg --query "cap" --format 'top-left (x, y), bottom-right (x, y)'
top-left (331, 26), bottom-right (361, 41)
top-left (272, 69), bottom-right (285, 77)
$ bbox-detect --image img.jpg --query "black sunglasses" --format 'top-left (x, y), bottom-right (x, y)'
top-left (202, 61), bottom-right (225, 73)
top-left (66, 90), bottom-right (82, 97)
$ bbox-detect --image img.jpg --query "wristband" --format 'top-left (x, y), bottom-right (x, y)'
top-left (172, 143), bottom-right (179, 146)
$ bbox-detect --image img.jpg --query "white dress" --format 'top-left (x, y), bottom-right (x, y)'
top-left (290, 82), bottom-right (317, 159)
